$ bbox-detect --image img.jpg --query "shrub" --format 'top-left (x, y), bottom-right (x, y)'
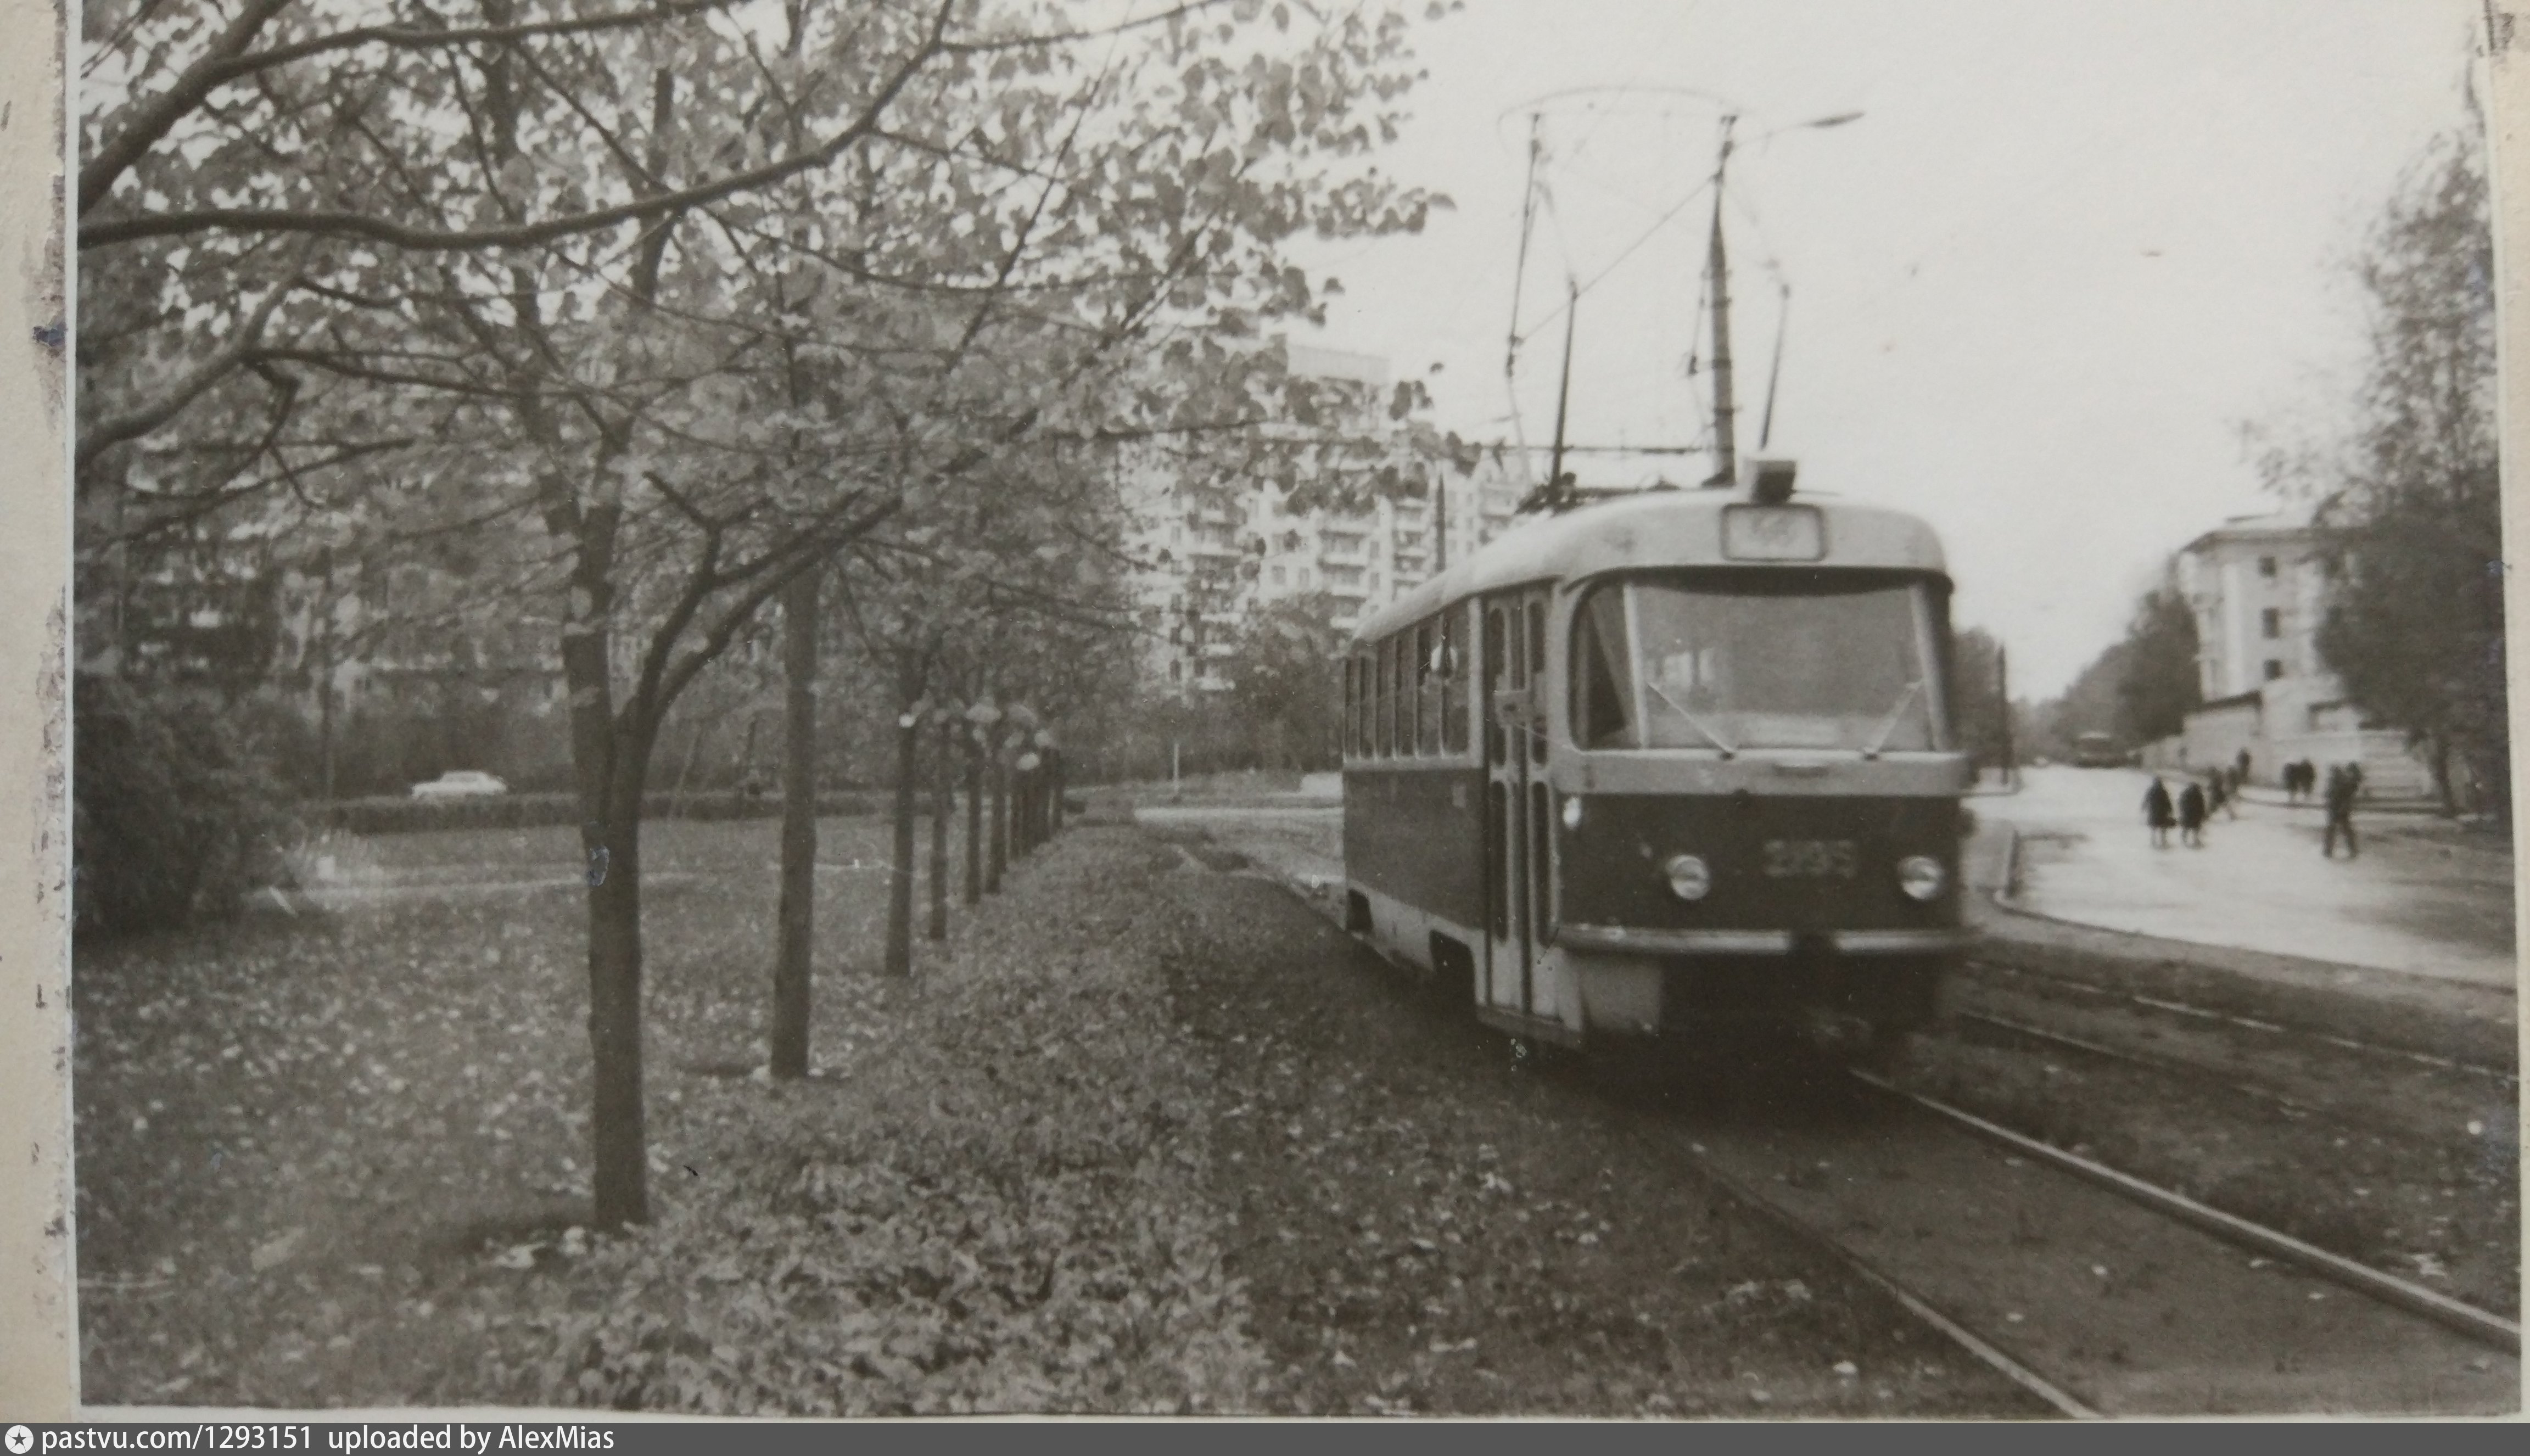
top-left (74, 673), bottom-right (298, 938)
top-left (312, 788), bottom-right (889, 836)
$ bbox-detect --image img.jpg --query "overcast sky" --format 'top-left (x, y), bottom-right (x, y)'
top-left (1290, 0), bottom-right (2487, 698)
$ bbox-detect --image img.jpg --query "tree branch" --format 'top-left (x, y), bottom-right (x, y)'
top-left (77, 279), bottom-right (299, 471)
top-left (83, 0), bottom-right (962, 250)
top-left (81, 0), bottom-right (736, 215)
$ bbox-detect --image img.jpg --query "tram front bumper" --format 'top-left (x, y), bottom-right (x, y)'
top-left (1550, 923), bottom-right (1968, 1038)
top-left (1553, 923), bottom-right (1971, 957)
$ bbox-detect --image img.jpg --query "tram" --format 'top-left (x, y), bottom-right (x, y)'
top-left (1339, 462), bottom-right (1971, 1064)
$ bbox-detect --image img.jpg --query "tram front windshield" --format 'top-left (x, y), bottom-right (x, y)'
top-left (1571, 572), bottom-right (1946, 753)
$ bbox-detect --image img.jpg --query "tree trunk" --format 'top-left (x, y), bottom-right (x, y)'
top-left (734, 715), bottom-right (760, 791)
top-left (1049, 748), bottom-right (1064, 836)
top-left (962, 729), bottom-right (984, 905)
top-left (770, 567), bottom-right (819, 1079)
top-left (1028, 760), bottom-right (1046, 848)
top-left (1014, 761), bottom-right (1035, 855)
top-left (584, 777), bottom-right (649, 1230)
top-left (927, 716), bottom-right (951, 940)
top-left (883, 649), bottom-right (921, 976)
top-left (987, 738), bottom-right (1009, 893)
top-left (315, 558), bottom-right (337, 800)
top-left (669, 713), bottom-right (711, 819)
top-left (553, 500), bottom-right (651, 1230)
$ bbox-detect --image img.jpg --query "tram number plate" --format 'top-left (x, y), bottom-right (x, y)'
top-left (1762, 838), bottom-right (1857, 880)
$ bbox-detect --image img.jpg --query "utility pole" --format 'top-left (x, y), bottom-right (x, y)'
top-left (1705, 115), bottom-right (1739, 488)
top-left (1999, 644), bottom-right (2017, 789)
top-left (1547, 279), bottom-right (1579, 496)
top-left (1436, 477), bottom-right (1449, 571)
top-left (1757, 282), bottom-right (1790, 450)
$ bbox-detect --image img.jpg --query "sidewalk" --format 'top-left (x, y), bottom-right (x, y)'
top-left (1981, 767), bottom-right (2515, 992)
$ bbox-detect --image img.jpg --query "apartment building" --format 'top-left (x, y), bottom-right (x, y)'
top-left (2167, 510), bottom-right (2427, 794)
top-left (1123, 344), bottom-right (1529, 692)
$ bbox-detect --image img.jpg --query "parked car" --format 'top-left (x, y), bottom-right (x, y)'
top-left (410, 770), bottom-right (510, 799)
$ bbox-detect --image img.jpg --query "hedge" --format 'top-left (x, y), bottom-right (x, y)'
top-left (74, 674), bottom-right (296, 938)
top-left (314, 788), bottom-right (891, 836)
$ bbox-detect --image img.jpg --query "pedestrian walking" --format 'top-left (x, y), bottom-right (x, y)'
top-left (2235, 748), bottom-right (2252, 788)
top-left (2206, 769), bottom-right (2235, 821)
top-left (2322, 764), bottom-right (2360, 859)
top-left (2178, 779), bottom-right (2208, 847)
top-left (2144, 776), bottom-right (2175, 848)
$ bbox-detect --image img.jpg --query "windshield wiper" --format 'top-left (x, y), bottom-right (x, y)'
top-left (1642, 678), bottom-right (1737, 758)
top-left (1861, 680), bottom-right (1924, 760)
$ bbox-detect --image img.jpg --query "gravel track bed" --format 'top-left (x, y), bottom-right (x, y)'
top-left (1151, 856), bottom-right (2042, 1416)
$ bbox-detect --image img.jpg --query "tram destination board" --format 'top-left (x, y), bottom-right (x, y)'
top-left (1720, 503), bottom-right (1827, 561)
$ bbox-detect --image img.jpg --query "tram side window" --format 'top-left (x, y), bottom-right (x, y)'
top-left (1441, 604), bottom-right (1469, 755)
top-left (1341, 657), bottom-right (1357, 758)
top-left (1484, 606), bottom-right (1507, 764)
top-left (1571, 586), bottom-right (1637, 749)
top-left (1391, 631), bottom-right (1412, 757)
top-left (1374, 638), bottom-right (1393, 757)
top-left (1398, 624), bottom-right (1417, 756)
top-left (1415, 620), bottom-right (1441, 755)
top-left (1354, 653), bottom-right (1372, 757)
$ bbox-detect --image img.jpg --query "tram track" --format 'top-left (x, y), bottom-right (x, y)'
top-left (1216, 855), bottom-right (2518, 1415)
top-left (1845, 1070), bottom-right (2519, 1356)
top-left (1635, 1061), bottom-right (2517, 1415)
top-left (1958, 955), bottom-right (2518, 1088)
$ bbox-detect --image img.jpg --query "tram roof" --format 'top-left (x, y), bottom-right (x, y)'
top-left (1352, 486), bottom-right (1948, 645)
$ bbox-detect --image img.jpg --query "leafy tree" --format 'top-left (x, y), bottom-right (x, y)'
top-left (2307, 128), bottom-right (2504, 814)
top-left (1948, 626), bottom-right (2010, 774)
top-left (2114, 585), bottom-right (2201, 744)
top-left (2029, 579), bottom-right (2198, 758)
top-left (80, 0), bottom-right (1454, 1228)
top-left (1224, 590), bottom-right (1347, 770)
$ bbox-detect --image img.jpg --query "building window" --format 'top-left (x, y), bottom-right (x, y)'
top-left (1168, 660), bottom-right (1182, 682)
top-left (1270, 565), bottom-right (1286, 586)
top-left (2260, 608), bottom-right (2280, 639)
top-left (1298, 569), bottom-right (1311, 589)
top-left (2263, 659), bottom-right (2285, 681)
top-left (2257, 555), bottom-right (2277, 578)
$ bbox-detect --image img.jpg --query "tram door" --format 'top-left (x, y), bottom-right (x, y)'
top-left (1482, 587), bottom-right (1554, 1020)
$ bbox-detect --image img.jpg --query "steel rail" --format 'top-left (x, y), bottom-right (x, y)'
top-left (1668, 1132), bottom-right (2100, 1419)
top-left (1849, 1069), bottom-right (2521, 1356)
top-left (1948, 1007), bottom-right (2310, 1114)
top-left (1959, 957), bottom-right (2518, 1087)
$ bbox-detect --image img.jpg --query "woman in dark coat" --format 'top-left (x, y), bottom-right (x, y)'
top-left (2178, 779), bottom-right (2208, 847)
top-left (2143, 777), bottom-right (2175, 848)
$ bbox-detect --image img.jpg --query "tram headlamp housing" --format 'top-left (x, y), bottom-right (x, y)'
top-left (1663, 854), bottom-right (1712, 902)
top-left (1896, 854), bottom-right (1947, 902)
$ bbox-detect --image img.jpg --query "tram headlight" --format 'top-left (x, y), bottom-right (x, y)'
top-left (1896, 854), bottom-right (1947, 902)
top-left (1561, 795), bottom-right (1584, 830)
top-left (1663, 853), bottom-right (1712, 902)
